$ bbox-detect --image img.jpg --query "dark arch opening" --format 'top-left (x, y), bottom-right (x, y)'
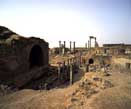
top-left (29, 45), bottom-right (43, 68)
top-left (88, 58), bottom-right (94, 64)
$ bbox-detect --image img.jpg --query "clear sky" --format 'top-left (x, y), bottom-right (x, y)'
top-left (0, 0), bottom-right (130, 47)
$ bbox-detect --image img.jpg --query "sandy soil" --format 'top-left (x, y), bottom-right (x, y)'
top-left (0, 57), bottom-right (131, 109)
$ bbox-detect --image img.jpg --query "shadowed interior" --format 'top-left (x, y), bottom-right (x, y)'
top-left (29, 45), bottom-right (43, 68)
top-left (89, 58), bottom-right (94, 64)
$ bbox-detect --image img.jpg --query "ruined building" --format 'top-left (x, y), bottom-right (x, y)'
top-left (95, 44), bottom-right (131, 56)
top-left (0, 26), bottom-right (49, 87)
top-left (103, 44), bottom-right (131, 55)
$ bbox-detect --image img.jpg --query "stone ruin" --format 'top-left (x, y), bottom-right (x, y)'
top-left (0, 26), bottom-right (49, 87)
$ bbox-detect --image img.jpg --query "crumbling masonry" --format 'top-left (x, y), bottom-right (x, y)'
top-left (0, 26), bottom-right (49, 87)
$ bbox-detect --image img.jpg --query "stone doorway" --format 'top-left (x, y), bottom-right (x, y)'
top-left (88, 58), bottom-right (94, 64)
top-left (29, 45), bottom-right (43, 68)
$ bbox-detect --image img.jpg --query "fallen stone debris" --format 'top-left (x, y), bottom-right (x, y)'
top-left (0, 84), bottom-right (18, 96)
top-left (68, 75), bottom-right (113, 107)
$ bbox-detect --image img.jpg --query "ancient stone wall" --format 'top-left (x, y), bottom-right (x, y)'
top-left (0, 26), bottom-right (49, 87)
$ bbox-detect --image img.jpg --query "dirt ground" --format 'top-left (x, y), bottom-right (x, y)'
top-left (0, 57), bottom-right (131, 109)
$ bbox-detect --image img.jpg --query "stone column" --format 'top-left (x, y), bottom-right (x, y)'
top-left (86, 64), bottom-right (89, 72)
top-left (85, 43), bottom-right (87, 50)
top-left (59, 41), bottom-right (61, 55)
top-left (63, 41), bottom-right (66, 55)
top-left (73, 41), bottom-right (75, 53)
top-left (89, 36), bottom-right (91, 49)
top-left (62, 61), bottom-right (66, 80)
top-left (95, 37), bottom-right (96, 47)
top-left (70, 63), bottom-right (73, 85)
top-left (70, 41), bottom-right (72, 53)
top-left (79, 51), bottom-right (82, 67)
top-left (63, 61), bottom-right (65, 71)
top-left (66, 59), bottom-right (70, 80)
top-left (88, 40), bottom-right (90, 49)
top-left (58, 63), bottom-right (61, 81)
top-left (44, 83), bottom-right (48, 90)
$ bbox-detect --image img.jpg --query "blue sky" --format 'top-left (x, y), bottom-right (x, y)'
top-left (0, 0), bottom-right (130, 47)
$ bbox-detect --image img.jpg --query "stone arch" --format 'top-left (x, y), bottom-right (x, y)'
top-left (88, 58), bottom-right (94, 64)
top-left (29, 45), bottom-right (43, 68)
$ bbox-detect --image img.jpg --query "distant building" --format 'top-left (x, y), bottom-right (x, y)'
top-left (95, 43), bottom-right (131, 56)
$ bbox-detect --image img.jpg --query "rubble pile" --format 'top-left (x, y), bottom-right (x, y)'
top-left (68, 74), bottom-right (113, 107)
top-left (78, 75), bottom-right (113, 96)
